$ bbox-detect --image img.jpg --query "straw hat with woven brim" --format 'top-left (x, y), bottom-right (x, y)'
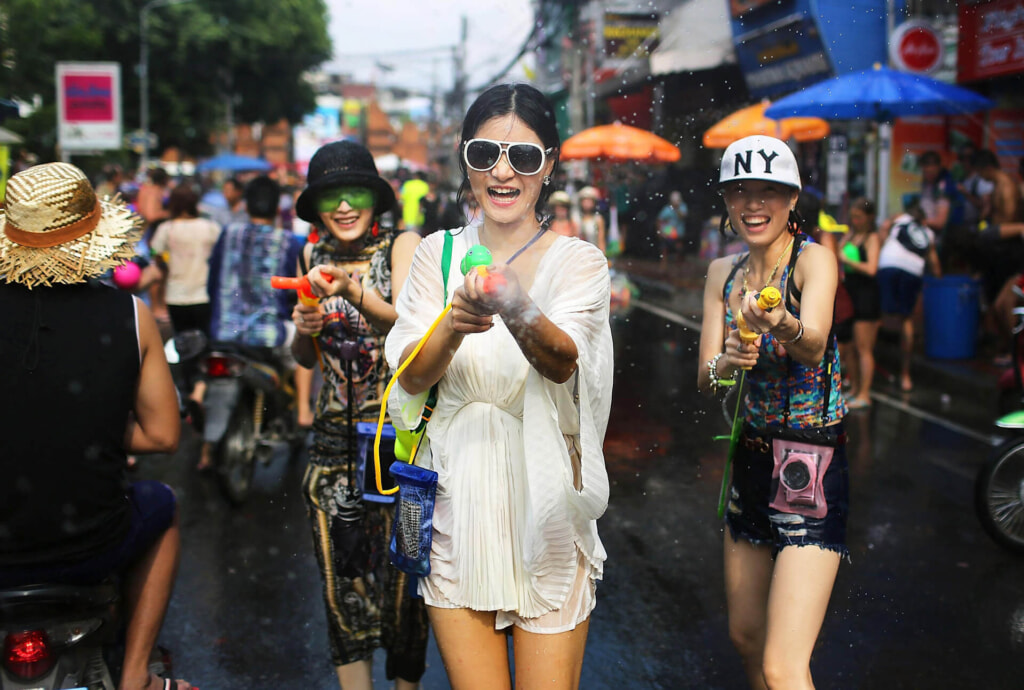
top-left (0, 162), bottom-right (142, 288)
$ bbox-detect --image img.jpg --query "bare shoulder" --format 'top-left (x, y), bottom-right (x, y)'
top-left (706, 254), bottom-right (738, 283)
top-left (393, 229), bottom-right (422, 251)
top-left (799, 241), bottom-right (836, 264)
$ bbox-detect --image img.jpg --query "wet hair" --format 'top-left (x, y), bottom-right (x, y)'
top-left (167, 184), bottom-right (199, 218)
top-left (918, 150), bottom-right (942, 167)
top-left (971, 148), bottom-right (1000, 170)
top-left (903, 193), bottom-right (925, 220)
top-left (149, 167), bottom-right (169, 186)
top-left (849, 197), bottom-right (877, 232)
top-left (456, 83), bottom-right (561, 218)
top-left (245, 175), bottom-right (281, 220)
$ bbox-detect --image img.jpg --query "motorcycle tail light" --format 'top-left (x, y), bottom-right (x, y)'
top-left (202, 354), bottom-right (242, 378)
top-left (4, 629), bottom-right (55, 679)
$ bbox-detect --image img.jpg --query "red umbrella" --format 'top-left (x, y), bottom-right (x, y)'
top-left (560, 122), bottom-right (680, 163)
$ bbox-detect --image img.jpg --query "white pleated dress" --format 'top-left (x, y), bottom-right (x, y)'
top-left (385, 224), bottom-right (613, 631)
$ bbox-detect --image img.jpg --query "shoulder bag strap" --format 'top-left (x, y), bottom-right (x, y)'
top-left (414, 231), bottom-right (453, 434)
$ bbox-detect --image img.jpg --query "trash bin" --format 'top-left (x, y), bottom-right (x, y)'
top-left (922, 275), bottom-right (980, 360)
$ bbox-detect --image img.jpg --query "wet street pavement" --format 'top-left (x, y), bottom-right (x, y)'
top-left (137, 296), bottom-right (1024, 689)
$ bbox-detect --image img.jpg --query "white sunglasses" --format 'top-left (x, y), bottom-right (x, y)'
top-left (463, 138), bottom-right (553, 176)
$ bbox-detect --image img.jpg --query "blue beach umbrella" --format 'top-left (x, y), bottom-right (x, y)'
top-left (765, 64), bottom-right (993, 215)
top-left (195, 153), bottom-right (273, 173)
top-left (763, 64), bottom-right (993, 122)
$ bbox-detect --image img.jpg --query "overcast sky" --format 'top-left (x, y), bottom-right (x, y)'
top-left (323, 0), bottom-right (536, 94)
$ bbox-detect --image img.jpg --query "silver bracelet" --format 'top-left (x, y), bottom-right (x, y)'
top-left (707, 352), bottom-right (735, 393)
top-left (778, 318), bottom-right (804, 344)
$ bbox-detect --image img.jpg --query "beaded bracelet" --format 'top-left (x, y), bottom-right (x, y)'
top-left (707, 352), bottom-right (735, 393)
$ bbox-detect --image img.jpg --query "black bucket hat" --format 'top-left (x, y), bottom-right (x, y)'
top-left (295, 140), bottom-right (396, 223)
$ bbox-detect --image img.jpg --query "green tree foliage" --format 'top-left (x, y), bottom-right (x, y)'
top-left (0, 0), bottom-right (330, 159)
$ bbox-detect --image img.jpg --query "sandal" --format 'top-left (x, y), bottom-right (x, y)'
top-left (847, 398), bottom-right (872, 410)
top-left (144, 674), bottom-right (197, 690)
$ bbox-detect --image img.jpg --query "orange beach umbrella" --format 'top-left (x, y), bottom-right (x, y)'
top-left (703, 100), bottom-right (830, 148)
top-left (560, 122), bottom-right (681, 163)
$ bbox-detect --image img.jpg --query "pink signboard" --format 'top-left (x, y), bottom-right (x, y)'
top-left (61, 74), bottom-right (115, 122)
top-left (56, 62), bottom-right (122, 151)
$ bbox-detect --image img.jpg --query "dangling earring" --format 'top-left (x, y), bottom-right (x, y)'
top-left (371, 221), bottom-right (379, 237)
top-left (308, 227), bottom-right (320, 244)
top-left (542, 175), bottom-right (551, 186)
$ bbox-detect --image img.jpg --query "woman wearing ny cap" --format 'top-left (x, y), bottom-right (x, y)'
top-left (0, 163), bottom-right (193, 690)
top-left (384, 83), bottom-right (613, 689)
top-left (290, 140), bottom-right (428, 690)
top-left (697, 136), bottom-right (848, 690)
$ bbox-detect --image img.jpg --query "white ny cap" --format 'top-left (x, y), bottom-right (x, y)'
top-left (719, 135), bottom-right (801, 190)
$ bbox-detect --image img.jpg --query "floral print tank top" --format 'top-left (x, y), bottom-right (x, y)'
top-left (723, 237), bottom-right (846, 429)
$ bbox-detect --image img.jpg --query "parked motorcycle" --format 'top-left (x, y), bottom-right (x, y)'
top-left (0, 579), bottom-right (120, 689)
top-left (201, 343), bottom-right (306, 505)
top-left (975, 304), bottom-right (1024, 554)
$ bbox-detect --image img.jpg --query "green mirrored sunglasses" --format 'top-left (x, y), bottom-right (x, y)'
top-left (317, 186), bottom-right (375, 213)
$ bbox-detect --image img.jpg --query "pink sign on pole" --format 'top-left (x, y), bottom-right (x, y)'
top-left (62, 75), bottom-right (115, 122)
top-left (56, 62), bottom-right (122, 151)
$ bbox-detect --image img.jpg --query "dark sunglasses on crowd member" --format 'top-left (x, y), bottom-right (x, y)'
top-left (463, 139), bottom-right (553, 177)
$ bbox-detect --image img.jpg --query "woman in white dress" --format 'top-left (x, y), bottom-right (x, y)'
top-left (384, 83), bottom-right (614, 689)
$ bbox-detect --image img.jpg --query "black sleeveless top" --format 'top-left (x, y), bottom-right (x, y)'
top-left (0, 283), bottom-right (140, 565)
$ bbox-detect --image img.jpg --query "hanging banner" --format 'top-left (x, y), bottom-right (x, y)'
top-left (56, 62), bottom-right (122, 151)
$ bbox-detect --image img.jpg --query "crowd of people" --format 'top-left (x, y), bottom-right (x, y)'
top-left (0, 84), bottom-right (619, 690)
top-left (8, 74), bottom-right (1024, 689)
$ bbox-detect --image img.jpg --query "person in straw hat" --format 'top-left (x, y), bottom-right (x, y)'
top-left (548, 189), bottom-right (579, 238)
top-left (0, 162), bottom-right (196, 690)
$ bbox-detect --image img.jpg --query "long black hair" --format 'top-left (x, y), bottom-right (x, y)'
top-left (456, 83), bottom-right (561, 219)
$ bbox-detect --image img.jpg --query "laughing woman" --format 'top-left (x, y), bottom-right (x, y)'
top-left (384, 83), bottom-right (613, 690)
top-left (697, 136), bottom-right (848, 690)
top-left (290, 140), bottom-right (427, 690)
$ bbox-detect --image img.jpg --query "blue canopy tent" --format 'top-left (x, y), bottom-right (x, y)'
top-left (765, 64), bottom-right (994, 214)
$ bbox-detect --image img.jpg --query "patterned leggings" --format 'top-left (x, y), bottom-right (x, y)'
top-left (302, 459), bottom-right (429, 681)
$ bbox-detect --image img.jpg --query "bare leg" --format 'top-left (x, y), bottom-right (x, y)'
top-left (118, 515), bottom-right (182, 690)
top-left (428, 607), bottom-right (511, 690)
top-left (512, 619), bottom-right (589, 690)
top-left (852, 320), bottom-right (880, 403)
top-left (196, 442), bottom-right (213, 471)
top-left (295, 365), bottom-right (315, 428)
top-left (334, 659), bottom-right (372, 690)
top-left (899, 317), bottom-right (914, 391)
top-left (723, 531), bottom-right (773, 690)
top-left (838, 342), bottom-right (857, 392)
top-left (761, 546), bottom-right (841, 690)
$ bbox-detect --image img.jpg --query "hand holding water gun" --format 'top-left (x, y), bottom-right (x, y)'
top-left (271, 271), bottom-right (335, 338)
top-left (452, 246), bottom-right (525, 333)
top-left (733, 286), bottom-right (782, 370)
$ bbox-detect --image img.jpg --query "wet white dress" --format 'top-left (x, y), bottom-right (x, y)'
top-left (385, 224), bottom-right (613, 630)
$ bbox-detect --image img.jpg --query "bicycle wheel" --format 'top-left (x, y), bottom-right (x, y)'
top-left (975, 437), bottom-right (1024, 554)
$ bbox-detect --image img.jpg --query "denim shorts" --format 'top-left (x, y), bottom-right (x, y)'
top-left (725, 424), bottom-right (850, 559)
